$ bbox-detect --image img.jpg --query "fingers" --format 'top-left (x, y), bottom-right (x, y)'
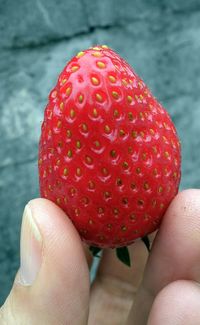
top-left (147, 280), bottom-right (200, 325)
top-left (88, 240), bottom-right (149, 325)
top-left (127, 189), bottom-right (200, 324)
top-left (0, 199), bottom-right (89, 325)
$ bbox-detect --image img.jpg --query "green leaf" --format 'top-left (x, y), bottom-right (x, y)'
top-left (89, 246), bottom-right (102, 258)
top-left (116, 247), bottom-right (131, 267)
top-left (141, 236), bottom-right (150, 252)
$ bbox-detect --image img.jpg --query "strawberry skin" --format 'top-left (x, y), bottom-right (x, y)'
top-left (38, 45), bottom-right (181, 248)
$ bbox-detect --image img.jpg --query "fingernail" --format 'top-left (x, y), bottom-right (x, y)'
top-left (18, 204), bottom-right (42, 286)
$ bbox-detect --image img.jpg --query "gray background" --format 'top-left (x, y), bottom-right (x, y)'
top-left (0, 0), bottom-right (200, 305)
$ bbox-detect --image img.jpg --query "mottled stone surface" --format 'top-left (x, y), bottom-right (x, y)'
top-left (0, 0), bottom-right (200, 304)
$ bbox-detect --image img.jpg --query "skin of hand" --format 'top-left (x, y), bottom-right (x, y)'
top-left (1, 189), bottom-right (200, 325)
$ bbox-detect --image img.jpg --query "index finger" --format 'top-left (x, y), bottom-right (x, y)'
top-left (127, 189), bottom-right (200, 324)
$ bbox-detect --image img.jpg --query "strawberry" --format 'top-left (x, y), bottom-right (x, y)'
top-left (38, 45), bottom-right (181, 264)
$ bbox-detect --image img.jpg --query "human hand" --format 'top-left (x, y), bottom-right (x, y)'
top-left (1, 190), bottom-right (200, 324)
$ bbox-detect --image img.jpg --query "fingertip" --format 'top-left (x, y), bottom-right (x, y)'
top-left (147, 280), bottom-right (200, 325)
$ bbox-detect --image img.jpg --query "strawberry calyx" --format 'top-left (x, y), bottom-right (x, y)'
top-left (89, 236), bottom-right (150, 267)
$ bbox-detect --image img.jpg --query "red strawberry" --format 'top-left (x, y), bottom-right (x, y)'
top-left (38, 45), bottom-right (181, 256)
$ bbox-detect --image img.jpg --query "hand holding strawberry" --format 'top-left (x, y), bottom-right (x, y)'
top-left (38, 45), bottom-right (181, 264)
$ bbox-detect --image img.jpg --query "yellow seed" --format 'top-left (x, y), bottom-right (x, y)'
top-left (66, 130), bottom-right (72, 138)
top-left (76, 51), bottom-right (84, 58)
top-left (94, 140), bottom-right (100, 147)
top-left (61, 78), bottom-right (67, 85)
top-left (158, 186), bottom-right (163, 193)
top-left (76, 168), bottom-right (81, 176)
top-left (173, 172), bottom-right (177, 179)
top-left (71, 65), bottom-right (79, 72)
top-left (139, 94), bottom-right (144, 100)
top-left (63, 168), bottom-right (68, 176)
top-left (139, 112), bottom-right (144, 119)
top-left (104, 191), bottom-right (111, 198)
top-left (130, 213), bottom-right (136, 221)
top-left (140, 131), bottom-right (145, 138)
top-left (122, 79), bottom-right (128, 86)
top-left (113, 208), bottom-right (119, 215)
top-left (91, 76), bottom-right (100, 85)
top-left (76, 140), bottom-right (81, 149)
top-left (107, 223), bottom-right (112, 229)
top-left (153, 168), bottom-right (158, 175)
top-left (67, 150), bottom-right (72, 158)
top-left (82, 197), bottom-right (89, 205)
top-left (116, 178), bottom-right (122, 186)
top-left (69, 187), bottom-right (76, 196)
top-left (142, 152), bottom-right (147, 160)
top-left (60, 102), bottom-right (64, 110)
top-left (138, 199), bottom-right (144, 206)
top-left (114, 109), bottom-right (119, 117)
top-left (93, 46), bottom-right (101, 50)
top-left (82, 123), bottom-right (88, 132)
top-left (88, 180), bottom-right (95, 189)
top-left (136, 167), bottom-right (141, 174)
top-left (123, 161), bottom-right (129, 169)
top-left (121, 225), bottom-right (127, 232)
top-left (112, 91), bottom-right (119, 99)
top-left (56, 159), bottom-right (60, 165)
top-left (152, 146), bottom-right (157, 153)
top-left (78, 94), bottom-right (84, 103)
top-left (131, 183), bottom-right (136, 190)
top-left (57, 120), bottom-right (62, 128)
top-left (38, 158), bottom-right (42, 165)
top-left (132, 131), bottom-right (138, 138)
top-left (119, 129), bottom-right (125, 136)
top-left (128, 146), bottom-right (132, 154)
top-left (152, 199), bottom-right (157, 207)
top-left (104, 125), bottom-right (110, 133)
top-left (122, 197), bottom-right (128, 205)
top-left (128, 112), bottom-right (133, 120)
top-left (88, 219), bottom-right (93, 225)
top-left (164, 151), bottom-right (170, 158)
top-left (144, 182), bottom-right (149, 190)
top-left (102, 167), bottom-right (108, 175)
top-left (70, 109), bottom-right (75, 118)
top-left (96, 93), bottom-right (103, 102)
top-left (110, 150), bottom-right (116, 158)
top-left (138, 81), bottom-right (143, 89)
top-left (150, 128), bottom-right (155, 135)
top-left (101, 45), bottom-right (108, 49)
top-left (160, 203), bottom-right (164, 209)
top-left (85, 155), bottom-right (92, 164)
top-left (93, 108), bottom-right (98, 117)
top-left (98, 207), bottom-right (104, 214)
top-left (92, 51), bottom-right (102, 57)
top-left (66, 86), bottom-right (71, 96)
top-left (56, 198), bottom-right (61, 205)
top-left (108, 75), bottom-right (116, 83)
top-left (97, 61), bottom-right (106, 69)
top-left (127, 95), bottom-right (133, 103)
top-left (74, 208), bottom-right (80, 216)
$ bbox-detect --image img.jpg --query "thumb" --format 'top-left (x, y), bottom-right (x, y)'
top-left (0, 199), bottom-right (90, 325)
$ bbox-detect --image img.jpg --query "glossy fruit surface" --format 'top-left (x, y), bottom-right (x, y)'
top-left (38, 45), bottom-right (181, 248)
